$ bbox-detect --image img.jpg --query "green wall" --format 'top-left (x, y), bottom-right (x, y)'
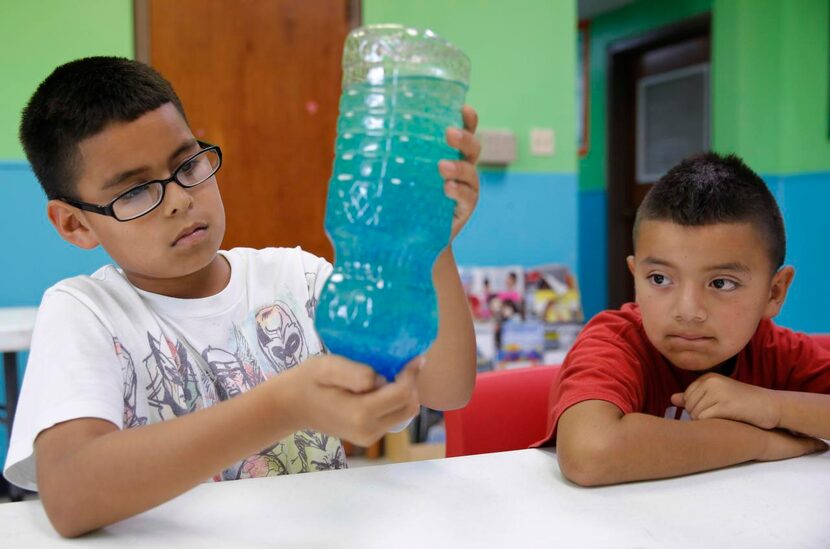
top-left (581, 0), bottom-right (830, 189)
top-left (364, 0), bottom-right (576, 173)
top-left (579, 0), bottom-right (712, 192)
top-left (713, 0), bottom-right (830, 175)
top-left (0, 0), bottom-right (133, 160)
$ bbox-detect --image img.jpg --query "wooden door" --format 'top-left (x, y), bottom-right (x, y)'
top-left (607, 15), bottom-right (710, 309)
top-left (136, 0), bottom-right (360, 259)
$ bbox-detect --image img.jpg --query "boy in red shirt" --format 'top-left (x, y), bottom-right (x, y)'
top-left (541, 153), bottom-right (830, 486)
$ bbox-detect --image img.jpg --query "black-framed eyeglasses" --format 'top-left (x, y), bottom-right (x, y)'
top-left (60, 141), bottom-right (223, 222)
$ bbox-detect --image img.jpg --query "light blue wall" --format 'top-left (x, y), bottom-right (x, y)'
top-left (578, 189), bottom-right (607, 319)
top-left (0, 163), bottom-right (111, 307)
top-left (767, 171), bottom-right (830, 333)
top-left (454, 172), bottom-right (578, 268)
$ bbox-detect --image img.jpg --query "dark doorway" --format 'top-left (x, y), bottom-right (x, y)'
top-left (606, 14), bottom-right (711, 309)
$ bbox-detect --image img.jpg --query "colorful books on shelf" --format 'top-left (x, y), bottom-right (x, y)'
top-left (461, 263), bottom-right (585, 371)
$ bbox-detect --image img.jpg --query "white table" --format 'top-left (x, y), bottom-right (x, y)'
top-left (0, 307), bottom-right (38, 502)
top-left (0, 308), bottom-right (38, 354)
top-left (1, 448), bottom-right (828, 547)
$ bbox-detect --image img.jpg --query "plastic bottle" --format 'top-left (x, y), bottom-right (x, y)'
top-left (315, 24), bottom-right (471, 380)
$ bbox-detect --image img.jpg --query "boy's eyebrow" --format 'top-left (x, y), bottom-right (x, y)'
top-left (642, 257), bottom-right (751, 273)
top-left (101, 139), bottom-right (199, 190)
top-left (704, 262), bottom-right (751, 273)
top-left (641, 257), bottom-right (674, 268)
top-left (101, 167), bottom-right (149, 191)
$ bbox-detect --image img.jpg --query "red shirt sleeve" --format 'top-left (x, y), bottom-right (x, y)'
top-left (532, 307), bottom-right (650, 447)
top-left (764, 323), bottom-right (830, 394)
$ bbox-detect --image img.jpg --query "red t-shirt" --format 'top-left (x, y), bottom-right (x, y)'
top-left (534, 303), bottom-right (830, 446)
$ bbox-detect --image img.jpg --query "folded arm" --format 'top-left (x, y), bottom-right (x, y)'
top-left (671, 373), bottom-right (830, 440)
top-left (775, 390), bottom-right (830, 439)
top-left (556, 400), bottom-right (826, 486)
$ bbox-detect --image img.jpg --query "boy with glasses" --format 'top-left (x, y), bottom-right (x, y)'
top-left (3, 57), bottom-right (481, 536)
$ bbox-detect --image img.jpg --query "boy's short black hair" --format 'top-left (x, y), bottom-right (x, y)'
top-left (20, 56), bottom-right (186, 200)
top-left (634, 152), bottom-right (785, 270)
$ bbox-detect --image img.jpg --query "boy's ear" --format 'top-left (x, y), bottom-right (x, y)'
top-left (47, 200), bottom-right (100, 250)
top-left (763, 266), bottom-right (795, 319)
top-left (626, 255), bottom-right (635, 276)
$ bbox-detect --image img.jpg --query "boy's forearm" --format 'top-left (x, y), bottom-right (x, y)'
top-left (610, 414), bottom-right (767, 481)
top-left (419, 247), bottom-right (476, 410)
top-left (776, 390), bottom-right (830, 439)
top-left (37, 377), bottom-right (298, 537)
top-left (561, 412), bottom-right (766, 486)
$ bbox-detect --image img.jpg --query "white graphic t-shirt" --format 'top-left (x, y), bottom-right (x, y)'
top-left (4, 247), bottom-right (346, 490)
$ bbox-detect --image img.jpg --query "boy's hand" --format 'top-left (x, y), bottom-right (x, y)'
top-left (671, 373), bottom-right (782, 429)
top-left (439, 105), bottom-right (481, 240)
top-left (756, 428), bottom-right (828, 462)
top-left (280, 354), bottom-right (422, 447)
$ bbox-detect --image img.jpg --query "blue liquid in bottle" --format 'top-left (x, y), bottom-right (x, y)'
top-left (315, 72), bottom-right (468, 381)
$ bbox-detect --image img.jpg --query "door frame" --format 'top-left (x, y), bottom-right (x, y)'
top-left (605, 13), bottom-right (711, 309)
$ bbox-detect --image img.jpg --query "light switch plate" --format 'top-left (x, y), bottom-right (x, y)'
top-left (477, 129), bottom-right (517, 165)
top-left (530, 128), bottom-right (555, 156)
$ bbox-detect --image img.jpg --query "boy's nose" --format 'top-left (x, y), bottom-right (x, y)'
top-left (673, 284), bottom-right (707, 323)
top-left (163, 181), bottom-right (195, 217)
